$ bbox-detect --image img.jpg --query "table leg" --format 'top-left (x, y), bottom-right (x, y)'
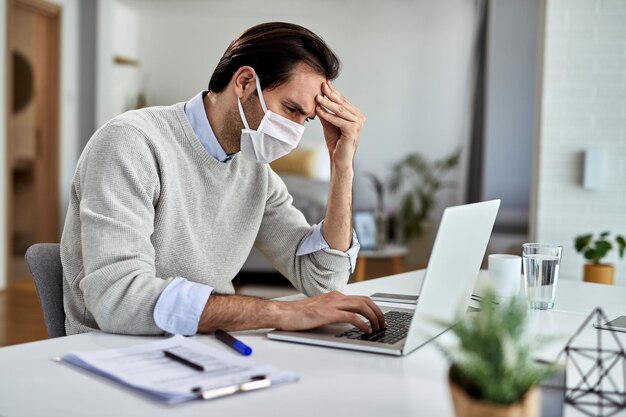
top-left (392, 256), bottom-right (403, 275)
top-left (354, 258), bottom-right (366, 282)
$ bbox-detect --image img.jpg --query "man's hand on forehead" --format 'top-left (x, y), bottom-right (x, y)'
top-left (315, 81), bottom-right (366, 171)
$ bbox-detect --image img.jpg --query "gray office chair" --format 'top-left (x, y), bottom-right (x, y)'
top-left (24, 243), bottom-right (66, 338)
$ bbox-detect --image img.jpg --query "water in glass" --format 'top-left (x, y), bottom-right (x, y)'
top-left (523, 253), bottom-right (560, 309)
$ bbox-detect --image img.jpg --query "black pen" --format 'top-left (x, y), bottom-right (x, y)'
top-left (215, 329), bottom-right (253, 356)
top-left (163, 349), bottom-right (205, 371)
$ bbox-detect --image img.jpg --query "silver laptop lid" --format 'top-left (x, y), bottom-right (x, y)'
top-left (403, 199), bottom-right (500, 354)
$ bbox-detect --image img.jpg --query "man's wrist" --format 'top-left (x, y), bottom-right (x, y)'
top-left (197, 296), bottom-right (215, 332)
top-left (265, 300), bottom-right (286, 329)
top-left (267, 300), bottom-right (303, 331)
top-left (197, 294), bottom-right (283, 333)
top-left (330, 163), bottom-right (354, 180)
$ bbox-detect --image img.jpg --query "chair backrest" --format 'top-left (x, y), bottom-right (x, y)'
top-left (24, 243), bottom-right (66, 338)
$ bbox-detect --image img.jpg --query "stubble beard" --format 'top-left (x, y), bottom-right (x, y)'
top-left (220, 94), bottom-right (264, 155)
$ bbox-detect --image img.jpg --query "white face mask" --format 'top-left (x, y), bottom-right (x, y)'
top-left (238, 74), bottom-right (305, 164)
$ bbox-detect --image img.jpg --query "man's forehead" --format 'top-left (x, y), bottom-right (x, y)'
top-left (274, 67), bottom-right (325, 115)
top-left (280, 97), bottom-right (314, 118)
top-left (283, 92), bottom-right (318, 118)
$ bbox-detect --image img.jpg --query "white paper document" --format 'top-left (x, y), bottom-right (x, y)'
top-left (60, 335), bottom-right (297, 404)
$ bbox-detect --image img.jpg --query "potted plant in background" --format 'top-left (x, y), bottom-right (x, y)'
top-left (389, 149), bottom-right (461, 267)
top-left (574, 231), bottom-right (625, 285)
top-left (437, 288), bottom-right (556, 417)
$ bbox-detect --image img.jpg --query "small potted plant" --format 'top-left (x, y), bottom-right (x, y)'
top-left (574, 231), bottom-right (625, 285)
top-left (436, 288), bottom-right (555, 417)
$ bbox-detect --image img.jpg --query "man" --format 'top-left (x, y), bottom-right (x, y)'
top-left (61, 22), bottom-right (385, 337)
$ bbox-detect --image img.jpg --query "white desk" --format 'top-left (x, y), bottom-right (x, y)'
top-left (1, 270), bottom-right (625, 417)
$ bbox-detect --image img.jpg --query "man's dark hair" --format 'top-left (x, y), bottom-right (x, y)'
top-left (208, 22), bottom-right (340, 93)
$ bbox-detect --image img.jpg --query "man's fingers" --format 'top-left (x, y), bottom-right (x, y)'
top-left (318, 82), bottom-right (366, 142)
top-left (326, 296), bottom-right (385, 331)
top-left (364, 297), bottom-right (387, 329)
top-left (323, 81), bottom-right (349, 106)
top-left (340, 296), bottom-right (384, 332)
top-left (316, 105), bottom-right (352, 130)
top-left (316, 95), bottom-right (358, 122)
top-left (338, 312), bottom-right (371, 334)
top-left (321, 83), bottom-right (360, 116)
top-left (324, 82), bottom-right (365, 120)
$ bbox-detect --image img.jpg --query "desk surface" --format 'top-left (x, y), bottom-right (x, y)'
top-left (1, 271), bottom-right (625, 417)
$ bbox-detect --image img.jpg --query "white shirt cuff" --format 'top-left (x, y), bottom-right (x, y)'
top-left (153, 277), bottom-right (213, 335)
top-left (296, 221), bottom-right (361, 272)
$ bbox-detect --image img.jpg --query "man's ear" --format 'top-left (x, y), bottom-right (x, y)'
top-left (232, 66), bottom-right (257, 100)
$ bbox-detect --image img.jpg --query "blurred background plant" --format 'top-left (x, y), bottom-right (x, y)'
top-left (575, 231), bottom-right (625, 285)
top-left (574, 231), bottom-right (625, 264)
top-left (389, 148), bottom-right (461, 241)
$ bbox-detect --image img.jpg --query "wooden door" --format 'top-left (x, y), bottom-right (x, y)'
top-left (6, 0), bottom-right (61, 281)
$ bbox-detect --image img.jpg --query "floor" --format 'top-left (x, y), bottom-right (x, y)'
top-left (0, 278), bottom-right (48, 347)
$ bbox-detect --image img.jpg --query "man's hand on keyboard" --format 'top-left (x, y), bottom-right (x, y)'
top-left (273, 291), bottom-right (386, 334)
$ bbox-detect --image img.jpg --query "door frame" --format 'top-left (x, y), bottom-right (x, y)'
top-left (5, 0), bottom-right (61, 282)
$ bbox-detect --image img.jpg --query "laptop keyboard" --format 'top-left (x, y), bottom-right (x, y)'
top-left (335, 311), bottom-right (413, 344)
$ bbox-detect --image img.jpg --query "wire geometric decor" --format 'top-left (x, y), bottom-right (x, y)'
top-left (553, 307), bottom-right (626, 417)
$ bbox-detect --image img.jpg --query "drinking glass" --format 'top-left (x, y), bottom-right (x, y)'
top-left (522, 243), bottom-right (563, 310)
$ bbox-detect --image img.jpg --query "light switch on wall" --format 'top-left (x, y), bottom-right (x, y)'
top-left (583, 148), bottom-right (603, 190)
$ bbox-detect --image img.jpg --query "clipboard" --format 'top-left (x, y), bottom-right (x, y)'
top-left (192, 374), bottom-right (272, 400)
top-left (58, 335), bottom-right (297, 405)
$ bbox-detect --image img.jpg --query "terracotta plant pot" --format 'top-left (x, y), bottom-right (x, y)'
top-left (449, 380), bottom-right (539, 417)
top-left (583, 263), bottom-right (614, 285)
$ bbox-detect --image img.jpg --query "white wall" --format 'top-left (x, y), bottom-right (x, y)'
top-left (535, 0), bottom-right (626, 285)
top-left (111, 2), bottom-right (141, 116)
top-left (121, 0), bottom-right (477, 216)
top-left (96, 1), bottom-right (141, 126)
top-left (48, 0), bottom-right (81, 230)
top-left (95, 0), bottom-right (114, 127)
top-left (0, 0), bottom-right (7, 289)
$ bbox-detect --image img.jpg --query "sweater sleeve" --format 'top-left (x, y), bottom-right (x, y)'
top-left (76, 123), bottom-right (172, 334)
top-left (254, 168), bottom-right (352, 296)
top-left (296, 220), bottom-right (361, 273)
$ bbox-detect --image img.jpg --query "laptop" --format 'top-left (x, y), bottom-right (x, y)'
top-left (267, 199), bottom-right (501, 356)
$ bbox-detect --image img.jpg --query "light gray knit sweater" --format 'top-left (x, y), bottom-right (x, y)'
top-left (60, 103), bottom-right (351, 335)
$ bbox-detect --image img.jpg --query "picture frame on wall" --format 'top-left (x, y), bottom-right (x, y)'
top-left (353, 211), bottom-right (377, 250)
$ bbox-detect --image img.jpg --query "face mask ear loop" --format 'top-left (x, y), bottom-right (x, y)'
top-left (255, 75), bottom-right (268, 113)
top-left (237, 98), bottom-right (251, 130)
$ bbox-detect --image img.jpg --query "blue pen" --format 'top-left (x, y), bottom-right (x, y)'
top-left (214, 329), bottom-right (253, 356)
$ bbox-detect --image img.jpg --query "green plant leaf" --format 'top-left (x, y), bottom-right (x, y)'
top-left (435, 287), bottom-right (557, 404)
top-left (389, 167), bottom-right (401, 193)
top-left (600, 231), bottom-right (610, 238)
top-left (594, 240), bottom-right (612, 262)
top-left (417, 189), bottom-right (433, 221)
top-left (575, 234), bottom-right (592, 252)
top-left (400, 195), bottom-right (416, 240)
top-left (443, 149), bottom-right (462, 169)
top-left (585, 249), bottom-right (599, 263)
top-left (389, 150), bottom-right (461, 242)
